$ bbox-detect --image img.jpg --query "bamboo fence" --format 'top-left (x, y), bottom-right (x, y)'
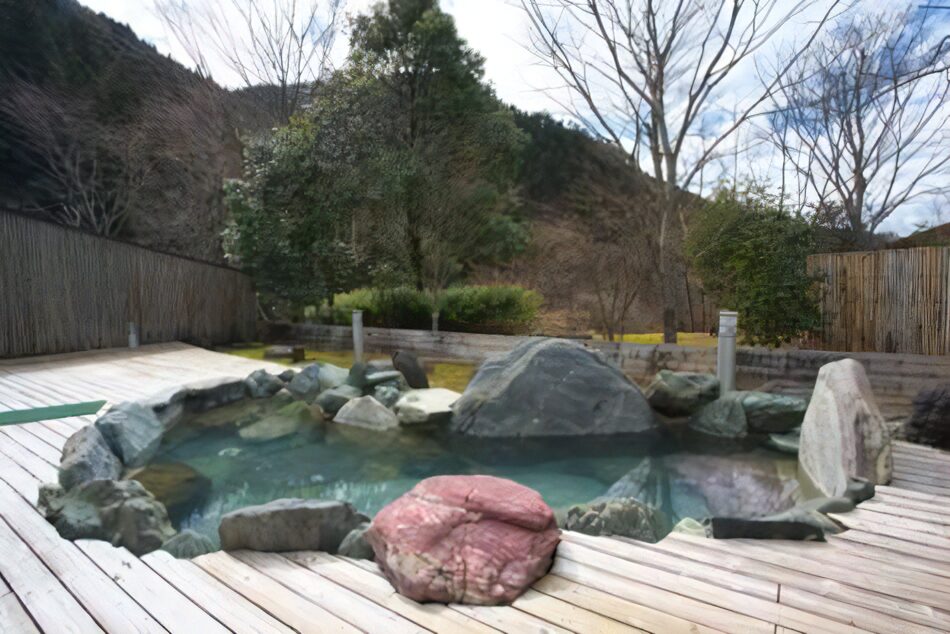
top-left (0, 211), bottom-right (256, 358)
top-left (807, 247), bottom-right (950, 355)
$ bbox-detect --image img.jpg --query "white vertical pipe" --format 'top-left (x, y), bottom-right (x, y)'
top-left (128, 322), bottom-right (139, 349)
top-left (352, 310), bottom-right (364, 364)
top-left (717, 310), bottom-right (738, 393)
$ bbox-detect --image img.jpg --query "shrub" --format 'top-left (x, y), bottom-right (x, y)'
top-left (441, 286), bottom-right (542, 334)
top-left (326, 285), bottom-right (541, 334)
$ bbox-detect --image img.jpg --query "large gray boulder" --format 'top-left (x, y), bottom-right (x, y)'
top-left (287, 364), bottom-right (323, 401)
top-left (333, 396), bottom-right (399, 431)
top-left (95, 402), bottom-right (165, 468)
top-left (58, 426), bottom-right (122, 490)
top-left (689, 391), bottom-right (807, 438)
top-left (395, 388), bottom-right (460, 425)
top-left (337, 522), bottom-right (373, 560)
top-left (451, 338), bottom-right (657, 437)
top-left (562, 498), bottom-right (669, 542)
top-left (688, 393), bottom-right (748, 438)
top-left (40, 479), bottom-right (175, 555)
top-left (238, 401), bottom-right (320, 442)
top-left (798, 359), bottom-right (892, 497)
top-left (219, 498), bottom-right (368, 552)
top-left (392, 351), bottom-right (429, 389)
top-left (244, 369), bottom-right (284, 399)
top-left (645, 371), bottom-right (719, 416)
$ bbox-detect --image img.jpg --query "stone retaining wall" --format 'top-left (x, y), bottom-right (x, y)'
top-left (262, 322), bottom-right (950, 417)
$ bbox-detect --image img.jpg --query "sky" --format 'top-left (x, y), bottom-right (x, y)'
top-left (79, 0), bottom-right (949, 236)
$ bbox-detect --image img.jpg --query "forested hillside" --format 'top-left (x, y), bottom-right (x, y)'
top-left (0, 0), bottom-right (696, 333)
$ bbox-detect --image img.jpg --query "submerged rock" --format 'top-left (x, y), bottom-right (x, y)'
top-left (603, 458), bottom-right (666, 509)
top-left (238, 401), bottom-right (319, 441)
top-left (562, 497), bottom-right (669, 542)
top-left (798, 359), bottom-right (892, 497)
top-left (645, 371), bottom-right (719, 417)
top-left (395, 388), bottom-right (460, 425)
top-left (129, 462), bottom-right (211, 519)
top-left (366, 475), bottom-right (560, 605)
top-left (338, 522), bottom-right (373, 560)
top-left (161, 529), bottom-right (216, 558)
top-left (244, 369), bottom-right (284, 399)
top-left (903, 384), bottom-right (950, 449)
top-left (452, 338), bottom-right (658, 437)
top-left (767, 428), bottom-right (801, 455)
top-left (392, 351), bottom-right (429, 389)
top-left (95, 402), bottom-right (165, 468)
top-left (334, 396), bottom-right (399, 431)
top-left (58, 425), bottom-right (122, 490)
top-left (219, 498), bottom-right (368, 552)
top-left (41, 479), bottom-right (175, 555)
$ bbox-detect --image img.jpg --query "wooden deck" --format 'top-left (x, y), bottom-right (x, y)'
top-left (0, 343), bottom-right (948, 633)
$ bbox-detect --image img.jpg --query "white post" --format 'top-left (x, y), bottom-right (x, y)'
top-left (717, 310), bottom-right (738, 393)
top-left (352, 310), bottom-right (364, 364)
top-left (128, 322), bottom-right (139, 349)
top-left (431, 311), bottom-right (439, 334)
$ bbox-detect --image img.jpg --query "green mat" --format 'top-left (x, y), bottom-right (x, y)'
top-left (0, 401), bottom-right (107, 426)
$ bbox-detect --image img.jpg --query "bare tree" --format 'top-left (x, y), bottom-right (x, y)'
top-left (0, 82), bottom-right (151, 236)
top-left (155, 0), bottom-right (343, 123)
top-left (768, 7), bottom-right (950, 246)
top-left (520, 0), bottom-right (840, 342)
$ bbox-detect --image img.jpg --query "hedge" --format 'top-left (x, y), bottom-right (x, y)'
top-left (325, 285), bottom-right (541, 334)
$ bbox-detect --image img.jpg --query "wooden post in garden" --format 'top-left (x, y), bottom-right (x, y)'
top-left (352, 310), bottom-right (364, 363)
top-left (717, 310), bottom-right (737, 393)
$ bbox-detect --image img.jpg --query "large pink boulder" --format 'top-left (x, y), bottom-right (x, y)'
top-left (366, 475), bottom-right (560, 605)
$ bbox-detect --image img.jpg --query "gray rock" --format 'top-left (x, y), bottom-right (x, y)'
top-left (334, 396), bottom-right (399, 431)
top-left (42, 479), bottom-right (175, 555)
top-left (904, 384), bottom-right (950, 450)
top-left (373, 384), bottom-right (402, 408)
top-left (363, 370), bottom-right (405, 388)
top-left (799, 359), bottom-right (892, 497)
top-left (314, 385), bottom-right (362, 415)
top-left (338, 522), bottom-right (374, 560)
top-left (562, 497), bottom-right (669, 542)
top-left (58, 426), bottom-right (122, 490)
top-left (645, 371), bottom-right (719, 417)
top-left (345, 362), bottom-right (370, 389)
top-left (672, 517), bottom-right (711, 537)
top-left (287, 364), bottom-right (323, 401)
top-left (219, 498), bottom-right (368, 552)
top-left (95, 402), bottom-right (165, 468)
top-left (452, 338), bottom-right (658, 437)
top-left (367, 359), bottom-right (396, 373)
top-left (395, 388), bottom-right (460, 425)
top-left (740, 392), bottom-right (807, 433)
top-left (244, 369), bottom-right (284, 399)
top-left (184, 378), bottom-right (246, 413)
top-left (844, 477), bottom-right (875, 504)
top-left (689, 393), bottom-right (747, 438)
top-left (161, 529), bottom-right (216, 558)
top-left (392, 351), bottom-right (429, 389)
top-left (278, 369), bottom-right (296, 383)
top-left (318, 364), bottom-right (350, 391)
top-left (239, 401), bottom-right (319, 442)
top-left (767, 428), bottom-right (801, 455)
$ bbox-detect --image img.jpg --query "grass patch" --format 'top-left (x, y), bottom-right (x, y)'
top-left (590, 332), bottom-right (717, 347)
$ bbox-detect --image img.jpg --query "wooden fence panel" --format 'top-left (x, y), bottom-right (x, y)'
top-left (0, 211), bottom-right (256, 358)
top-left (807, 247), bottom-right (950, 355)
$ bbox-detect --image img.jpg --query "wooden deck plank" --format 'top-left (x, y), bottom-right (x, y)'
top-left (861, 499), bottom-right (950, 525)
top-left (0, 427), bottom-right (60, 465)
top-left (141, 551), bottom-right (294, 634)
top-left (232, 550), bottom-right (427, 633)
top-left (830, 530), bottom-right (950, 568)
top-left (195, 551), bottom-right (360, 633)
top-left (77, 539), bottom-right (229, 633)
top-left (0, 579), bottom-right (41, 634)
top-left (829, 511), bottom-right (950, 546)
top-left (0, 516), bottom-right (103, 634)
top-left (557, 540), bottom-right (861, 633)
top-left (284, 552), bottom-right (500, 634)
top-left (0, 479), bottom-right (167, 633)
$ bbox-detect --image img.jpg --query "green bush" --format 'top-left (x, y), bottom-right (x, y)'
top-left (441, 286), bottom-right (542, 334)
top-left (326, 285), bottom-right (540, 334)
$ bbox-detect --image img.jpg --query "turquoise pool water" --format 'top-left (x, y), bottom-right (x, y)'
top-left (151, 398), bottom-right (801, 545)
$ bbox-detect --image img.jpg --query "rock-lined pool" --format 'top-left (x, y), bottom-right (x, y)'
top-left (143, 397), bottom-right (802, 547)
